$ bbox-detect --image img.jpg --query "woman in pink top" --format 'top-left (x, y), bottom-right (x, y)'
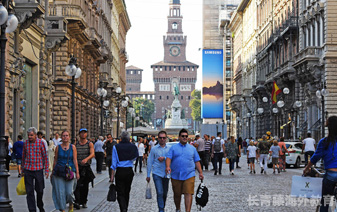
top-left (278, 137), bottom-right (289, 172)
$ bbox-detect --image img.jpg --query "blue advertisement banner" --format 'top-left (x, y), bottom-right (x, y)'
top-left (202, 49), bottom-right (224, 119)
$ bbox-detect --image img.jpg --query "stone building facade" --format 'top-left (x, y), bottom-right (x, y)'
top-left (126, 65), bottom-right (143, 92)
top-left (4, 0), bottom-right (130, 142)
top-left (151, 0), bottom-right (198, 130)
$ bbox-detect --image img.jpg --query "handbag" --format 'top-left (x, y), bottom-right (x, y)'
top-left (226, 158), bottom-right (229, 164)
top-left (107, 184), bottom-right (117, 202)
top-left (16, 177), bottom-right (26, 195)
top-left (281, 145), bottom-right (286, 153)
top-left (195, 180), bottom-right (209, 210)
top-left (145, 182), bottom-right (152, 199)
top-left (52, 145), bottom-right (74, 181)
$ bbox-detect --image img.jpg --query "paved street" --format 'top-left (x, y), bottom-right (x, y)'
top-left (8, 158), bottom-right (320, 212)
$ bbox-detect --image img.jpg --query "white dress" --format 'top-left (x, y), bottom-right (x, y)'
top-left (48, 140), bottom-right (56, 171)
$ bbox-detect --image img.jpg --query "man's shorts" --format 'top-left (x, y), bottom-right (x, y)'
top-left (16, 159), bottom-right (22, 165)
top-left (171, 176), bottom-right (195, 195)
top-left (272, 157), bottom-right (279, 165)
top-left (248, 157), bottom-right (255, 164)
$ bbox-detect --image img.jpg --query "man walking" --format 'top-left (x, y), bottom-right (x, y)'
top-left (74, 128), bottom-right (95, 209)
top-left (146, 131), bottom-right (170, 212)
top-left (212, 132), bottom-right (226, 175)
top-left (104, 134), bottom-right (117, 181)
top-left (302, 132), bottom-right (316, 166)
top-left (194, 135), bottom-right (208, 170)
top-left (204, 134), bottom-right (212, 171)
top-left (149, 135), bottom-right (157, 152)
top-left (13, 135), bottom-right (24, 177)
top-left (22, 127), bottom-right (49, 212)
top-left (52, 132), bottom-right (62, 146)
top-left (94, 136), bottom-right (105, 174)
top-left (258, 135), bottom-right (271, 174)
top-left (166, 128), bottom-right (204, 212)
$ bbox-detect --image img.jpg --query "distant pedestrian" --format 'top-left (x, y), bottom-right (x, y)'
top-left (51, 131), bottom-right (80, 212)
top-left (243, 138), bottom-right (248, 155)
top-left (110, 131), bottom-right (138, 212)
top-left (204, 134), bottom-right (212, 170)
top-left (104, 134), bottom-right (117, 181)
top-left (236, 137), bottom-right (242, 168)
top-left (135, 138), bottom-right (145, 173)
top-left (47, 137), bottom-right (56, 172)
top-left (302, 132), bottom-right (316, 166)
top-left (226, 136), bottom-right (239, 175)
top-left (278, 137), bottom-right (289, 172)
top-left (247, 141), bottom-right (257, 174)
top-left (149, 135), bottom-right (158, 152)
top-left (53, 132), bottom-right (62, 146)
top-left (147, 131), bottom-right (170, 212)
top-left (258, 135), bottom-right (271, 174)
top-left (143, 138), bottom-right (149, 166)
top-left (37, 131), bottom-right (48, 156)
top-left (211, 132), bottom-right (226, 175)
top-left (210, 136), bottom-right (216, 170)
top-left (5, 136), bottom-right (12, 172)
top-left (194, 135), bottom-right (207, 170)
top-left (166, 128), bottom-right (204, 212)
top-left (94, 136), bottom-right (105, 174)
top-left (74, 128), bottom-right (95, 209)
top-left (22, 127), bottom-right (49, 212)
top-left (13, 135), bottom-right (24, 177)
top-left (269, 140), bottom-right (281, 174)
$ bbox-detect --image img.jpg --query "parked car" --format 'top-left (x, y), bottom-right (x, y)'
top-left (267, 141), bottom-right (305, 168)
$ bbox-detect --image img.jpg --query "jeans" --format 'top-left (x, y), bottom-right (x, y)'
top-left (213, 153), bottom-right (223, 173)
top-left (74, 166), bottom-right (90, 205)
top-left (116, 167), bottom-right (134, 212)
top-left (152, 174), bottom-right (169, 212)
top-left (320, 171), bottom-right (337, 212)
top-left (135, 156), bottom-right (143, 172)
top-left (243, 147), bottom-right (247, 155)
top-left (95, 152), bottom-right (104, 173)
top-left (229, 158), bottom-right (235, 172)
top-left (24, 169), bottom-right (45, 212)
top-left (305, 151), bottom-right (315, 165)
top-left (259, 154), bottom-right (268, 171)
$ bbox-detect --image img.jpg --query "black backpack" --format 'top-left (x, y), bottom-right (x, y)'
top-left (213, 139), bottom-right (221, 153)
top-left (195, 180), bottom-right (209, 210)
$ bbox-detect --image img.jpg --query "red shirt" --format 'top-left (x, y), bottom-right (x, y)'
top-left (22, 139), bottom-right (49, 173)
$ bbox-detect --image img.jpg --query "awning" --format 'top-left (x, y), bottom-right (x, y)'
top-left (127, 127), bottom-right (159, 136)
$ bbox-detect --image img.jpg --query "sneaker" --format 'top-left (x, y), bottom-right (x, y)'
top-left (140, 170), bottom-right (142, 173)
top-left (253, 170), bottom-right (256, 174)
top-left (82, 203), bottom-right (87, 208)
top-left (219, 172), bottom-right (222, 175)
top-left (249, 171), bottom-right (252, 174)
top-left (231, 172), bottom-right (234, 175)
top-left (278, 169), bottom-right (280, 174)
top-left (214, 170), bottom-right (217, 175)
top-left (73, 203), bottom-right (80, 210)
top-left (273, 171), bottom-right (275, 174)
top-left (236, 166), bottom-right (241, 169)
top-left (260, 168), bottom-right (264, 174)
top-left (264, 171), bottom-right (267, 175)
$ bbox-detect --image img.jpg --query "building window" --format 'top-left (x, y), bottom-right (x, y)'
top-left (317, 19), bottom-right (321, 46)
top-left (52, 52), bottom-right (56, 79)
top-left (181, 96), bottom-right (183, 100)
top-left (167, 96), bottom-right (169, 100)
top-left (159, 96), bottom-right (162, 100)
top-left (188, 96), bottom-right (190, 100)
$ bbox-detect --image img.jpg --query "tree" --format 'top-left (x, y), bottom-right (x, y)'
top-left (189, 89), bottom-right (201, 121)
top-left (127, 97), bottom-right (155, 129)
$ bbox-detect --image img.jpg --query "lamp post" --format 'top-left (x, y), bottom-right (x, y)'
top-left (97, 86), bottom-right (108, 136)
top-left (65, 55), bottom-right (82, 144)
top-left (316, 86), bottom-right (329, 137)
top-left (0, 1), bottom-right (18, 210)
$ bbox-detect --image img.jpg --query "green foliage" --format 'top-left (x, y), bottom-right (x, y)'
top-left (126, 97), bottom-right (155, 128)
top-left (189, 89), bottom-right (201, 121)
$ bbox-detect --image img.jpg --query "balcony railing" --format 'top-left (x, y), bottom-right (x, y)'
top-left (49, 4), bottom-right (86, 26)
top-left (294, 46), bottom-right (323, 63)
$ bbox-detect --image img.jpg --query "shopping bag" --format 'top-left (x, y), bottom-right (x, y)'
top-left (145, 182), bottom-right (152, 199)
top-left (291, 175), bottom-right (322, 198)
top-left (107, 184), bottom-right (117, 202)
top-left (226, 158), bottom-right (229, 164)
top-left (16, 177), bottom-right (26, 195)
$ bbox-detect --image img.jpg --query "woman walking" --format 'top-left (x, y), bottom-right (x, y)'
top-left (48, 137), bottom-right (56, 172)
top-left (51, 131), bottom-right (80, 212)
top-left (278, 137), bottom-right (289, 172)
top-left (111, 131), bottom-right (138, 212)
top-left (226, 136), bottom-right (239, 175)
top-left (135, 138), bottom-right (145, 173)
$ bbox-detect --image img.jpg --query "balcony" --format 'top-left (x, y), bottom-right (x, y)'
top-left (229, 94), bottom-right (242, 113)
top-left (15, 0), bottom-right (45, 30)
top-left (294, 46), bottom-right (323, 67)
top-left (45, 16), bottom-right (69, 51)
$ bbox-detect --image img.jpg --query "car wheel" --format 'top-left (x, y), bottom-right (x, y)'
top-left (295, 157), bottom-right (301, 168)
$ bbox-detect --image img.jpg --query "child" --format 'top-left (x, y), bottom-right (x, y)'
top-left (247, 141), bottom-right (257, 174)
top-left (269, 140), bottom-right (281, 174)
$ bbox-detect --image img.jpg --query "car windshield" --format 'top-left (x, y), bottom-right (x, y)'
top-left (286, 144), bottom-right (291, 149)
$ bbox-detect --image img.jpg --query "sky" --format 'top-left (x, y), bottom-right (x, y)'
top-left (125, 0), bottom-right (203, 91)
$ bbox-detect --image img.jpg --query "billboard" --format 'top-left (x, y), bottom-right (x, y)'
top-left (202, 49), bottom-right (224, 119)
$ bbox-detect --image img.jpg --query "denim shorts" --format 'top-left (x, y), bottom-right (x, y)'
top-left (16, 159), bottom-right (22, 165)
top-left (325, 170), bottom-right (337, 182)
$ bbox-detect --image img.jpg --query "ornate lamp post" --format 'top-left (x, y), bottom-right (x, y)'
top-left (97, 86), bottom-right (108, 136)
top-left (65, 55), bottom-right (82, 144)
top-left (0, 1), bottom-right (18, 210)
top-left (316, 85), bottom-right (329, 137)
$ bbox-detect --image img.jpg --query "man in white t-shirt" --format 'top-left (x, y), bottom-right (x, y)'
top-left (149, 135), bottom-right (157, 153)
top-left (211, 132), bottom-right (226, 175)
top-left (302, 132), bottom-right (316, 165)
top-left (52, 132), bottom-right (62, 146)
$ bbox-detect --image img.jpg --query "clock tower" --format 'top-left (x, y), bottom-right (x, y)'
top-left (151, 0), bottom-right (198, 130)
top-left (164, 0), bottom-right (186, 63)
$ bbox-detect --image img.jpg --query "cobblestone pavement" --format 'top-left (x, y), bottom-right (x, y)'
top-left (92, 160), bottom-right (318, 212)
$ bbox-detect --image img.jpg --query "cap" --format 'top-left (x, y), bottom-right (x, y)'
top-left (79, 128), bottom-right (88, 133)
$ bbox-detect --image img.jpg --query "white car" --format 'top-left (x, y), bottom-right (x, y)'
top-left (166, 141), bottom-right (179, 149)
top-left (267, 142), bottom-right (305, 168)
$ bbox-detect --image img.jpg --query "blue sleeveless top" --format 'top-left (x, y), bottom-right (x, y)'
top-left (56, 144), bottom-right (76, 173)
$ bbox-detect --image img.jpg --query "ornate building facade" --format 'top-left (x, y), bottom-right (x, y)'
top-left (151, 0), bottom-right (198, 130)
top-left (4, 0), bottom-right (131, 142)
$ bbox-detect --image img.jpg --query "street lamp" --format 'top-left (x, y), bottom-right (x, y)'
top-left (65, 55), bottom-right (81, 144)
top-left (0, 1), bottom-right (18, 210)
top-left (316, 86), bottom-right (329, 137)
top-left (97, 86), bottom-right (108, 136)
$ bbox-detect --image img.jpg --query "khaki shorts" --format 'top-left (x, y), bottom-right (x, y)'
top-left (171, 176), bottom-right (195, 195)
top-left (272, 157), bottom-right (279, 165)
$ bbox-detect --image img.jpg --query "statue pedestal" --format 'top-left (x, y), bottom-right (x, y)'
top-left (165, 98), bottom-right (188, 132)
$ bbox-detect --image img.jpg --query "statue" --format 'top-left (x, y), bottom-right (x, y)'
top-left (172, 82), bottom-right (180, 97)
top-left (181, 109), bottom-right (185, 119)
top-left (166, 110), bottom-right (172, 119)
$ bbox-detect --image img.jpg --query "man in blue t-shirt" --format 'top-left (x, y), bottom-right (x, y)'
top-left (13, 135), bottom-right (24, 177)
top-left (166, 128), bottom-right (204, 212)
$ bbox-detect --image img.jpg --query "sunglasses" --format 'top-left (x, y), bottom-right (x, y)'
top-left (180, 135), bottom-right (188, 138)
top-left (158, 137), bottom-right (166, 139)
